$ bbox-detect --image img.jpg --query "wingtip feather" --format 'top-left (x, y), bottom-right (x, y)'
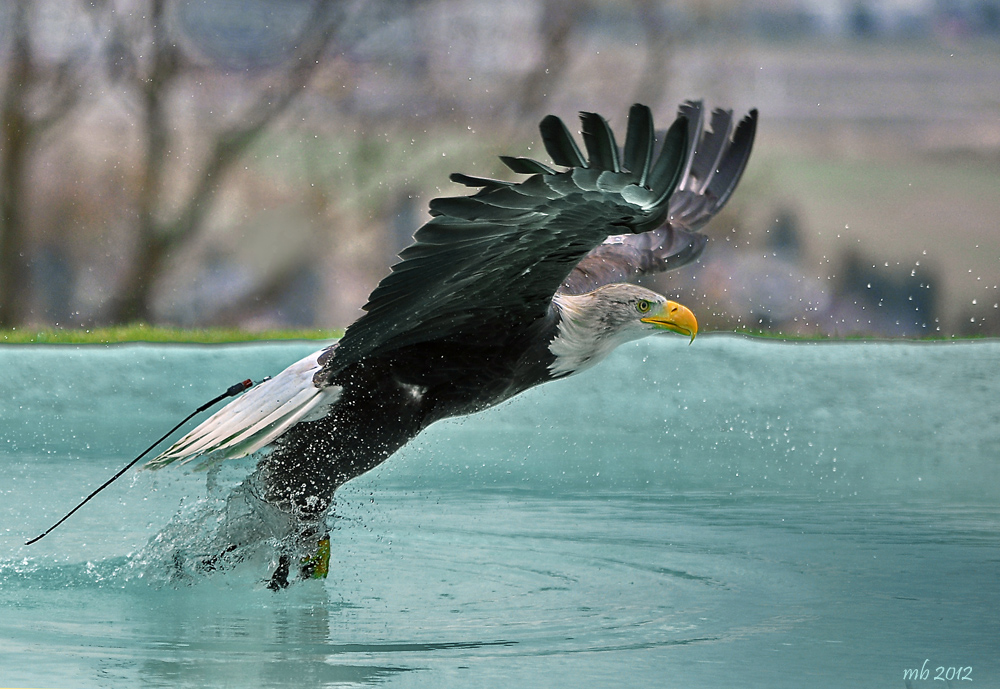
top-left (539, 114), bottom-right (587, 169)
top-left (579, 111), bottom-right (620, 172)
top-left (647, 115), bottom-right (690, 207)
top-left (623, 104), bottom-right (654, 186)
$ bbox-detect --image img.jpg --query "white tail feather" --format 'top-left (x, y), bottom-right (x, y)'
top-left (146, 349), bottom-right (341, 469)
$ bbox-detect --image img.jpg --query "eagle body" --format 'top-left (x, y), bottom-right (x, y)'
top-left (147, 102), bottom-right (757, 578)
top-left (255, 327), bottom-right (552, 515)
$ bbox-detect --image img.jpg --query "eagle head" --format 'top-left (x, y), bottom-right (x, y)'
top-left (548, 283), bottom-right (697, 376)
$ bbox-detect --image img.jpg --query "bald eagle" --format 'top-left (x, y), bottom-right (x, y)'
top-left (148, 101), bottom-right (757, 586)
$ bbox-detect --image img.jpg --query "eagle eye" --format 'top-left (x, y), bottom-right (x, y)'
top-left (636, 300), bottom-right (651, 314)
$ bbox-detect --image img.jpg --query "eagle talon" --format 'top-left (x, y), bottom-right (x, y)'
top-left (267, 554), bottom-right (291, 590)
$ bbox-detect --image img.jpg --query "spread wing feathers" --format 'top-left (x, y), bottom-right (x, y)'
top-left (539, 114), bottom-right (587, 168)
top-left (315, 104), bottom-right (691, 383)
top-left (561, 102), bottom-right (757, 294)
top-left (623, 103), bottom-right (654, 187)
top-left (498, 156), bottom-right (556, 176)
top-left (580, 112), bottom-right (621, 172)
top-left (146, 349), bottom-right (341, 469)
top-left (668, 103), bottom-right (758, 232)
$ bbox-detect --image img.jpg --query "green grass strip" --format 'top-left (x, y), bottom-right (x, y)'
top-left (0, 325), bottom-right (343, 345)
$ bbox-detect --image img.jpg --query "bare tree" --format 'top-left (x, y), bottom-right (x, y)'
top-left (0, 1), bottom-right (89, 327)
top-left (95, 0), bottom-right (343, 323)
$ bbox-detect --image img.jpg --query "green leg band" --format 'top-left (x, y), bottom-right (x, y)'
top-left (300, 535), bottom-right (330, 579)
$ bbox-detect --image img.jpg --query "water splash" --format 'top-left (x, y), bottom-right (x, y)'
top-left (126, 468), bottom-right (322, 588)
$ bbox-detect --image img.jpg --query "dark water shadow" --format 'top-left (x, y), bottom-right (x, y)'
top-left (138, 657), bottom-right (412, 687)
top-left (323, 640), bottom-right (516, 654)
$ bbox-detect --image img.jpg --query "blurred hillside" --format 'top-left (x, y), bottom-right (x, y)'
top-left (1, 0), bottom-right (998, 337)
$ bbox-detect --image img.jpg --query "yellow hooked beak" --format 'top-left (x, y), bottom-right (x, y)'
top-left (641, 300), bottom-right (698, 344)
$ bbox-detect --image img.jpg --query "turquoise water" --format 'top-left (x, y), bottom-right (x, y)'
top-left (2, 337), bottom-right (998, 688)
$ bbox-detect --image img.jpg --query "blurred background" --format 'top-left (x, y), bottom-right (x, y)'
top-left (0, 0), bottom-right (997, 337)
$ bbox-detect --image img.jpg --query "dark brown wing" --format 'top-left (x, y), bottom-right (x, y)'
top-left (314, 104), bottom-right (693, 383)
top-left (559, 103), bottom-right (757, 296)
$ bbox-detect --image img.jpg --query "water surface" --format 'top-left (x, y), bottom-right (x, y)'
top-left (2, 337), bottom-right (998, 688)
